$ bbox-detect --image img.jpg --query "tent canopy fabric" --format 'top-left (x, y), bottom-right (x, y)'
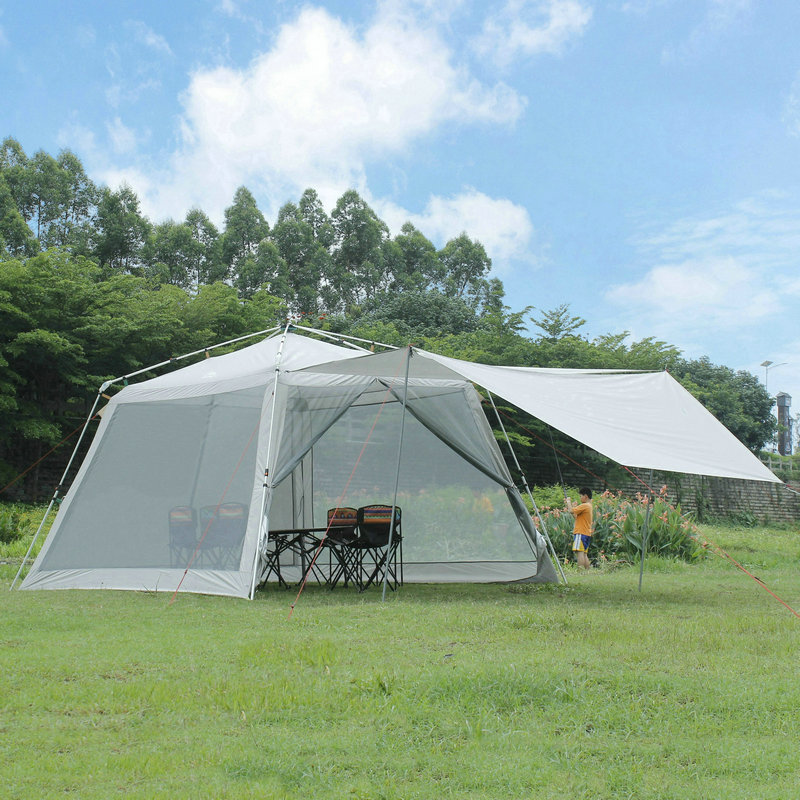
top-left (20, 332), bottom-right (557, 598)
top-left (19, 327), bottom-right (778, 600)
top-left (305, 346), bottom-right (778, 483)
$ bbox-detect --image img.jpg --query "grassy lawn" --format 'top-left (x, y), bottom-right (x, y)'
top-left (1, 517), bottom-right (799, 799)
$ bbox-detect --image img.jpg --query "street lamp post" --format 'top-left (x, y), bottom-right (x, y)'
top-left (760, 360), bottom-right (787, 395)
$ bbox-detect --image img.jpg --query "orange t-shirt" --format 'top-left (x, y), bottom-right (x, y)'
top-left (570, 502), bottom-right (592, 537)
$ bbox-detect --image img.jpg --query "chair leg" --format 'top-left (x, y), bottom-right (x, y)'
top-left (360, 544), bottom-right (398, 592)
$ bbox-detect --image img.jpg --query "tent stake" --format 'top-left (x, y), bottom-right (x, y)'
top-left (486, 391), bottom-right (567, 585)
top-left (382, 345), bottom-right (412, 601)
top-left (638, 468), bottom-right (654, 592)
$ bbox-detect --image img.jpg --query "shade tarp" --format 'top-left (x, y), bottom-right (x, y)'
top-left (305, 347), bottom-right (778, 484)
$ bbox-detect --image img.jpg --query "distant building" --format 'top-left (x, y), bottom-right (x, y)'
top-left (776, 392), bottom-right (792, 455)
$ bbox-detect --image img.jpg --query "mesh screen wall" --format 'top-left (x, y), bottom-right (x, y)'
top-left (39, 388), bottom-right (262, 572)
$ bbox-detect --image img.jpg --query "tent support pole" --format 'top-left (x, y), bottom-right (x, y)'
top-left (249, 323), bottom-right (292, 599)
top-left (289, 325), bottom-right (396, 353)
top-left (638, 468), bottom-right (654, 592)
top-left (11, 388), bottom-right (105, 590)
top-left (486, 391), bottom-right (567, 585)
top-left (382, 345), bottom-right (411, 601)
top-left (105, 326), bottom-right (282, 392)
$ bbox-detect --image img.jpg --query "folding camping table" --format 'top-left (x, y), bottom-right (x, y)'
top-left (261, 526), bottom-right (356, 589)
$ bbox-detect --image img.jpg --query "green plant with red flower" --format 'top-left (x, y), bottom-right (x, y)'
top-left (532, 486), bottom-right (704, 563)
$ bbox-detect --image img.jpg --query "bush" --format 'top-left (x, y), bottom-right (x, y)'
top-left (533, 487), bottom-right (705, 564)
top-left (0, 506), bottom-right (24, 544)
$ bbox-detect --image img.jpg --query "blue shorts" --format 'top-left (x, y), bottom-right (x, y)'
top-left (572, 534), bottom-right (591, 553)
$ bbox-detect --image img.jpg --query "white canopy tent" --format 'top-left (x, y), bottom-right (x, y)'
top-left (16, 326), bottom-right (778, 599)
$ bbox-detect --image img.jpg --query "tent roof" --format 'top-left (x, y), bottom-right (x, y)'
top-left (299, 344), bottom-right (779, 484)
top-left (115, 331), bottom-right (365, 402)
top-left (109, 329), bottom-right (778, 484)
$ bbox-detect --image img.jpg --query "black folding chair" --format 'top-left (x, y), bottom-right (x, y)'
top-left (198, 502), bottom-right (248, 569)
top-left (326, 507), bottom-right (360, 589)
top-left (168, 506), bottom-right (196, 567)
top-left (355, 504), bottom-right (403, 591)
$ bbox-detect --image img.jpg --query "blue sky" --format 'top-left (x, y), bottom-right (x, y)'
top-left (1, 0), bottom-right (799, 417)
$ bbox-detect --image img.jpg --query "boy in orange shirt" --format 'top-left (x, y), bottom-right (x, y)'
top-left (566, 487), bottom-right (593, 570)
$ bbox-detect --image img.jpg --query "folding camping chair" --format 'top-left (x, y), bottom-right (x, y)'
top-left (325, 506), bottom-right (360, 589)
top-left (168, 506), bottom-right (196, 567)
top-left (355, 504), bottom-right (403, 591)
top-left (198, 502), bottom-right (248, 569)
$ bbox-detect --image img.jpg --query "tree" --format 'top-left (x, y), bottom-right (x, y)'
top-left (51, 149), bottom-right (98, 253)
top-left (437, 233), bottom-right (492, 302)
top-left (392, 222), bottom-right (442, 291)
top-left (329, 190), bottom-right (390, 311)
top-left (270, 201), bottom-right (326, 313)
top-left (91, 184), bottom-right (150, 274)
top-left (298, 188), bottom-right (334, 248)
top-left (0, 137), bottom-right (34, 223)
top-left (222, 186), bottom-right (269, 284)
top-left (0, 174), bottom-right (36, 256)
top-left (235, 239), bottom-right (288, 300)
top-left (357, 288), bottom-right (479, 340)
top-left (144, 220), bottom-right (196, 289)
top-left (185, 208), bottom-right (225, 288)
top-left (530, 304), bottom-right (587, 341)
top-left (28, 150), bottom-right (65, 242)
top-left (0, 142), bottom-right (98, 254)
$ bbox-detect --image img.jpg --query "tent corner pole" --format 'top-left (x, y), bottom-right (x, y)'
top-left (248, 322), bottom-right (291, 599)
top-left (10, 496), bottom-right (58, 590)
top-left (382, 344), bottom-right (412, 601)
top-left (11, 388), bottom-right (105, 590)
top-left (486, 391), bottom-right (567, 585)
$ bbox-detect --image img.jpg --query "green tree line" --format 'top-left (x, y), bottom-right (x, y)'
top-left (0, 137), bottom-right (775, 500)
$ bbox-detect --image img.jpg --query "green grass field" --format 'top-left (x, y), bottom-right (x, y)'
top-left (1, 519), bottom-right (799, 799)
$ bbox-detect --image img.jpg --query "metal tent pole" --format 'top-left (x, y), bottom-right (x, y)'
top-left (249, 323), bottom-right (292, 599)
top-left (638, 468), bottom-right (655, 592)
top-left (291, 325), bottom-right (395, 352)
top-left (105, 326), bottom-right (281, 391)
top-left (382, 345), bottom-right (412, 601)
top-left (486, 391), bottom-right (568, 585)
top-left (11, 388), bottom-right (105, 590)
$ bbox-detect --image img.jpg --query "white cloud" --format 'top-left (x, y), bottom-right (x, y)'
top-left (57, 120), bottom-right (98, 156)
top-left (607, 257), bottom-right (777, 328)
top-left (376, 189), bottom-right (538, 272)
top-left (474, 0), bottom-right (593, 67)
top-left (75, 25), bottom-right (96, 48)
top-left (606, 196), bottom-right (800, 346)
top-left (661, 0), bottom-right (753, 63)
top-left (106, 117), bottom-right (140, 155)
top-left (128, 5), bottom-right (526, 223)
top-left (217, 0), bottom-right (240, 16)
top-left (784, 70), bottom-right (800, 138)
top-left (380, 0), bottom-right (467, 25)
top-left (125, 21), bottom-right (173, 56)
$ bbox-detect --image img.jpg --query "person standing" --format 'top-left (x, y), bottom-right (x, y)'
top-left (567, 487), bottom-right (593, 570)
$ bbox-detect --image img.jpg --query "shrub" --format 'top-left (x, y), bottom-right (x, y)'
top-left (533, 487), bottom-right (705, 563)
top-left (0, 506), bottom-right (24, 544)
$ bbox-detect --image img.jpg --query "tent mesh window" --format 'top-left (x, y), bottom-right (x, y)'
top-left (38, 389), bottom-right (261, 571)
top-left (267, 380), bottom-right (539, 584)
